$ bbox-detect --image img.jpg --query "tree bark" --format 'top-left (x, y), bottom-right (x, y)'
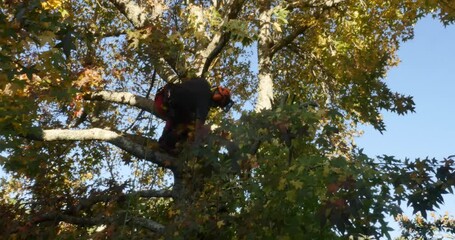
top-left (25, 128), bottom-right (176, 169)
top-left (255, 1), bottom-right (274, 111)
top-left (26, 213), bottom-right (165, 233)
top-left (195, 0), bottom-right (246, 77)
top-left (108, 0), bottom-right (151, 28)
top-left (84, 91), bottom-right (155, 114)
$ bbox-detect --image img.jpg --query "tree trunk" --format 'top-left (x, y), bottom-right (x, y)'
top-left (255, 1), bottom-right (274, 112)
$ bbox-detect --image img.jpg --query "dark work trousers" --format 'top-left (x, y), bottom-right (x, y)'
top-left (158, 110), bottom-right (195, 153)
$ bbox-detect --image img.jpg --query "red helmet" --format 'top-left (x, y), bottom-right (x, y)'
top-left (212, 86), bottom-right (234, 112)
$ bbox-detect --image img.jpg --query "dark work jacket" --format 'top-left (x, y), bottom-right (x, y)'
top-left (167, 78), bottom-right (213, 125)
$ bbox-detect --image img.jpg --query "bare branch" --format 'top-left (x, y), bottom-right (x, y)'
top-left (270, 24), bottom-right (316, 56)
top-left (25, 128), bottom-right (176, 169)
top-left (84, 91), bottom-right (155, 114)
top-left (314, 0), bottom-right (345, 7)
top-left (29, 212), bottom-right (165, 233)
top-left (71, 188), bottom-right (174, 214)
top-left (156, 57), bottom-right (180, 83)
top-left (195, 0), bottom-right (247, 77)
top-left (108, 0), bottom-right (150, 28)
top-left (129, 216), bottom-right (165, 233)
top-left (287, 0), bottom-right (346, 8)
top-left (198, 33), bottom-right (231, 77)
top-left (271, 0), bottom-right (345, 56)
top-left (32, 213), bottom-right (107, 227)
top-left (135, 189), bottom-right (174, 198)
top-left (16, 188), bottom-right (172, 235)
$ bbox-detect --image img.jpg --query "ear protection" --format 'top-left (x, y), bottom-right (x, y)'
top-left (212, 87), bottom-right (224, 102)
top-left (212, 86), bottom-right (234, 112)
top-left (212, 86), bottom-right (229, 102)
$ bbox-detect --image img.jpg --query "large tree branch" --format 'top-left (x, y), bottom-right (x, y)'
top-left (108, 0), bottom-right (150, 28)
top-left (271, 0), bottom-right (341, 57)
top-left (71, 188), bottom-right (174, 214)
top-left (272, 0), bottom-right (347, 56)
top-left (197, 33), bottom-right (231, 77)
top-left (270, 24), bottom-right (315, 56)
top-left (195, 0), bottom-right (247, 77)
top-left (32, 213), bottom-right (107, 227)
top-left (25, 128), bottom-right (176, 169)
top-left (312, 0), bottom-right (345, 7)
top-left (15, 188), bottom-right (172, 235)
top-left (135, 188), bottom-right (174, 198)
top-left (28, 212), bottom-right (165, 233)
top-left (286, 0), bottom-right (346, 8)
top-left (156, 57), bottom-right (180, 83)
top-left (129, 217), bottom-right (166, 233)
top-left (83, 91), bottom-right (156, 114)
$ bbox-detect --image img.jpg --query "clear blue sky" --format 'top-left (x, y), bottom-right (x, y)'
top-left (355, 15), bottom-right (455, 236)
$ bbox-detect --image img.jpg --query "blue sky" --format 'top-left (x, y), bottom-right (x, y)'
top-left (355, 15), bottom-right (455, 236)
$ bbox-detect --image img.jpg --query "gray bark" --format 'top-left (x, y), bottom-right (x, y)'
top-left (84, 91), bottom-right (155, 113)
top-left (255, 2), bottom-right (274, 111)
top-left (26, 128), bottom-right (176, 169)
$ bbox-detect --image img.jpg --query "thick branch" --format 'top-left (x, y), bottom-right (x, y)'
top-left (72, 188), bottom-right (174, 214)
top-left (84, 91), bottom-right (155, 114)
top-left (30, 213), bottom-right (165, 233)
top-left (108, 0), bottom-right (150, 28)
top-left (156, 57), bottom-right (180, 83)
top-left (313, 0), bottom-right (345, 7)
top-left (26, 128), bottom-right (175, 169)
top-left (273, 0), bottom-right (347, 56)
top-left (197, 33), bottom-right (231, 77)
top-left (129, 217), bottom-right (165, 233)
top-left (32, 213), bottom-right (107, 227)
top-left (270, 24), bottom-right (315, 56)
top-left (135, 189), bottom-right (174, 198)
top-left (287, 0), bottom-right (346, 8)
top-left (23, 189), bottom-right (171, 234)
top-left (196, 0), bottom-right (247, 76)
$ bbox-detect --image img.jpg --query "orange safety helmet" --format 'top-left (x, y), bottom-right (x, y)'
top-left (212, 86), bottom-right (234, 112)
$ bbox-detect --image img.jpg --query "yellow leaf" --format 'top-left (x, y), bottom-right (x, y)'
top-left (168, 209), bottom-right (181, 217)
top-left (277, 178), bottom-right (286, 190)
top-left (216, 220), bottom-right (225, 228)
top-left (290, 180), bottom-right (303, 190)
top-left (273, 22), bottom-right (282, 33)
top-left (84, 172), bottom-right (93, 180)
top-left (41, 0), bottom-right (63, 10)
top-left (60, 9), bottom-right (70, 18)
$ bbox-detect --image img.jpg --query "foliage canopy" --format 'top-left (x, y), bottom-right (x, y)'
top-left (1, 0), bottom-right (455, 239)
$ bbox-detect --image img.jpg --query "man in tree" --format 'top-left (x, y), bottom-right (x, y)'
top-left (154, 77), bottom-right (233, 153)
